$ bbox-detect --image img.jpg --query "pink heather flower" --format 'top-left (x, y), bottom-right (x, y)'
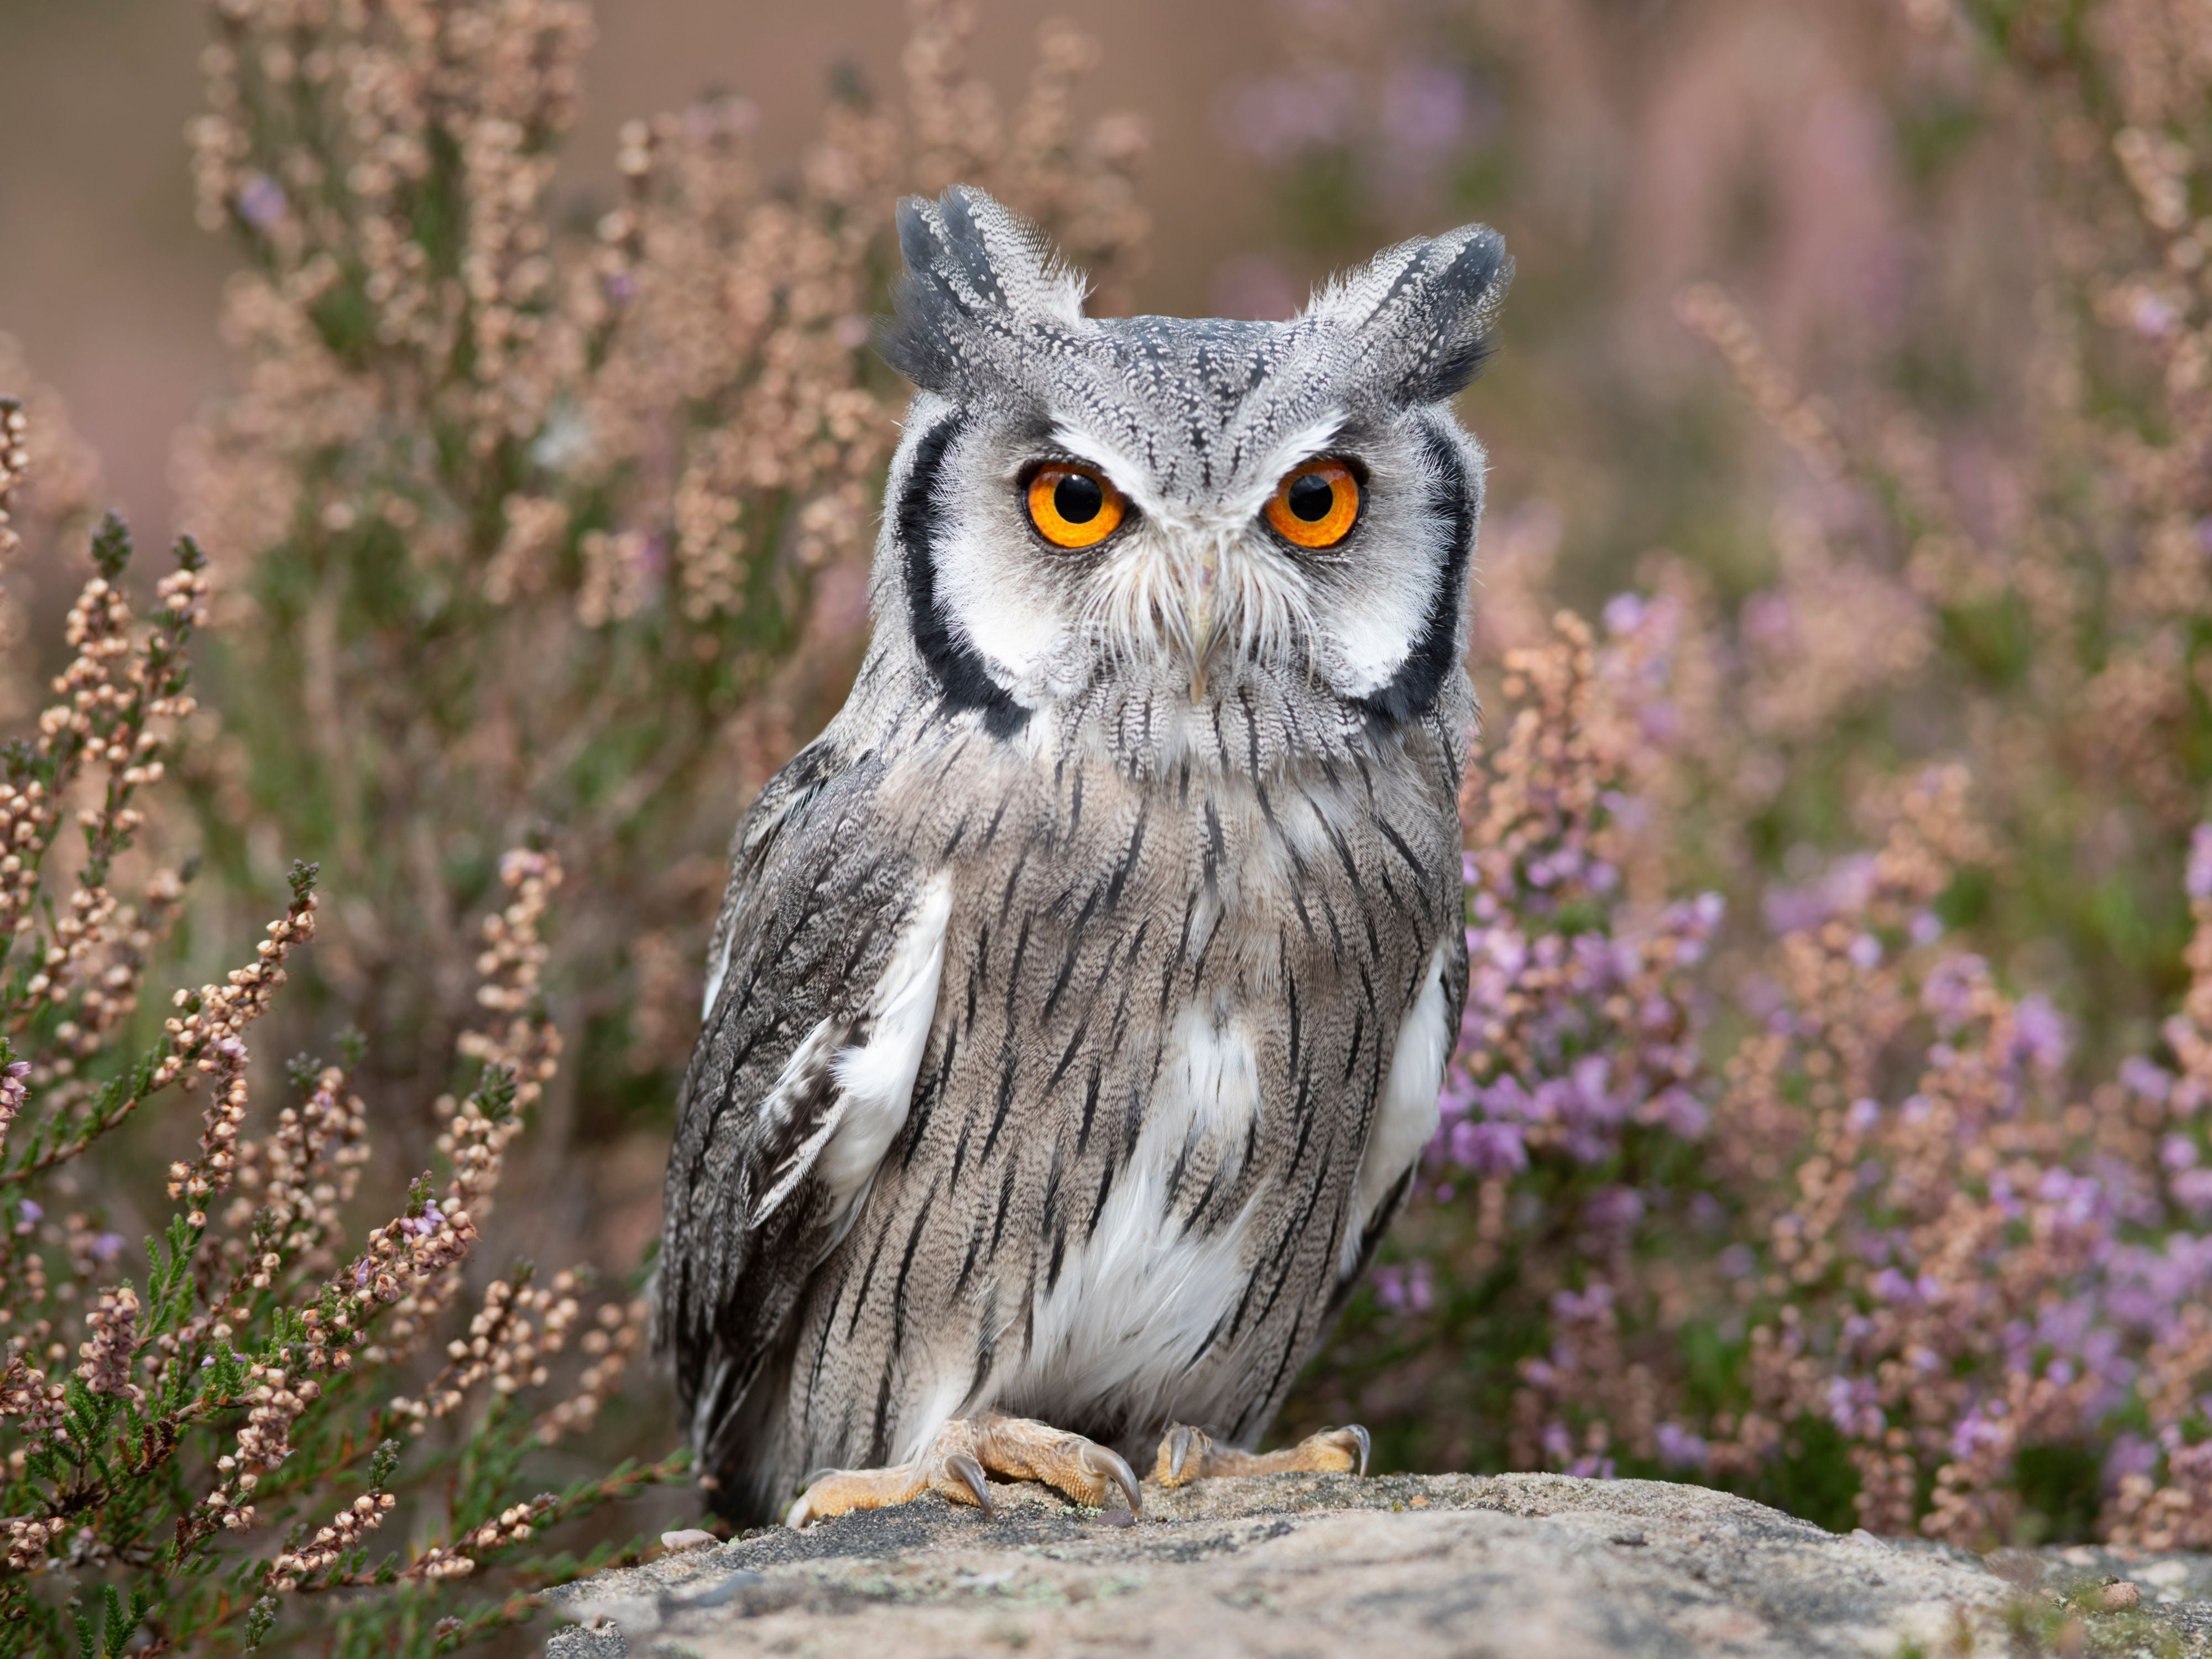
top-left (2172, 1168), bottom-right (2212, 1213)
top-left (2134, 292), bottom-right (2179, 336)
top-left (0, 1060), bottom-right (24, 1160)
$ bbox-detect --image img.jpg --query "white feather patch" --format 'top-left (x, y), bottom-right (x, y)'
top-left (1006, 1007), bottom-right (1263, 1431)
top-left (818, 873), bottom-right (955, 1223)
top-left (1344, 939), bottom-right (1451, 1275)
top-left (702, 927), bottom-right (738, 1019)
top-left (746, 874), bottom-right (952, 1235)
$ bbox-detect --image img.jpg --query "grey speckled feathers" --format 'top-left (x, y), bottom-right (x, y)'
top-left (657, 187), bottom-right (1507, 1522)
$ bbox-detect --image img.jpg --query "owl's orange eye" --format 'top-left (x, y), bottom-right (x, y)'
top-left (1025, 463), bottom-right (1126, 549)
top-left (1264, 458), bottom-right (1361, 549)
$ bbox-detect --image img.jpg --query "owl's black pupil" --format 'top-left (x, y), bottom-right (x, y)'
top-left (1052, 472), bottom-right (1104, 525)
top-left (1286, 472), bottom-right (1336, 523)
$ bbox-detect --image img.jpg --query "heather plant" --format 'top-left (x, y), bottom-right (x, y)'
top-left (1284, 0), bottom-right (2212, 1548)
top-left (0, 407), bottom-right (676, 1656)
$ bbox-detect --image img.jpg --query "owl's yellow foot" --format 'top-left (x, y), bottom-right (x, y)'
top-left (1151, 1422), bottom-right (1370, 1489)
top-left (784, 1412), bottom-right (1142, 1528)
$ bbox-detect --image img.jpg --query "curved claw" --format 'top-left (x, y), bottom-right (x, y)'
top-left (1082, 1443), bottom-right (1142, 1518)
top-left (942, 1451), bottom-right (996, 1517)
top-left (1346, 1423), bottom-right (1371, 1478)
top-left (1164, 1423), bottom-right (1203, 1484)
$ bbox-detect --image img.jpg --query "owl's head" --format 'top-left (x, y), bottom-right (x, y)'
top-left (867, 186), bottom-right (1509, 773)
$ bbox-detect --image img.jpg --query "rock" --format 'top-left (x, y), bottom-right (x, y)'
top-left (541, 1472), bottom-right (2212, 1657)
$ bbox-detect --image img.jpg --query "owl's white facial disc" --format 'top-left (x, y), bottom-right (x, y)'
top-left (877, 186), bottom-right (1509, 768)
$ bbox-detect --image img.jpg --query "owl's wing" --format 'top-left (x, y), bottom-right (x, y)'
top-left (653, 738), bottom-right (948, 1481)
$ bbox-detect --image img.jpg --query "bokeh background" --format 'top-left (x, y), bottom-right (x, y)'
top-left (8, 0), bottom-right (2212, 1603)
top-left (0, 0), bottom-right (2056, 1280)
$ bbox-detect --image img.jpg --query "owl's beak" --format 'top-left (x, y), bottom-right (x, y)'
top-left (1186, 551), bottom-right (1218, 704)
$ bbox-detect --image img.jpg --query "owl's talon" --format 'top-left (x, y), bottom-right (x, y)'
top-left (1146, 1422), bottom-right (1372, 1488)
top-left (941, 1451), bottom-right (995, 1517)
top-left (784, 1413), bottom-right (1144, 1527)
top-left (1081, 1442), bottom-right (1142, 1516)
top-left (1155, 1422), bottom-right (1212, 1487)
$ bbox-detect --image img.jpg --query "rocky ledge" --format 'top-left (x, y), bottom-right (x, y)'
top-left (544, 1472), bottom-right (2212, 1657)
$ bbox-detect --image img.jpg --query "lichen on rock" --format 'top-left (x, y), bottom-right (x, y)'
top-left (544, 1471), bottom-right (2212, 1657)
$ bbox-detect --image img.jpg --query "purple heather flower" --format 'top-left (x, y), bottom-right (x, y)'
top-left (1642, 1086), bottom-right (1709, 1139)
top-left (1217, 69), bottom-right (1359, 163)
top-left (1654, 1422), bottom-right (1710, 1472)
top-left (17, 1199), bottom-right (41, 1225)
top-left (1451, 1119), bottom-right (1527, 1176)
top-left (1870, 1268), bottom-right (1915, 1305)
top-left (235, 171), bottom-right (288, 232)
top-left (1585, 1186), bottom-right (1646, 1234)
top-left (2123, 1056), bottom-right (2176, 1105)
top-left (2106, 1433), bottom-right (2159, 1486)
top-left (1603, 592), bottom-right (1646, 636)
top-left (1378, 62), bottom-right (1470, 159)
top-left (2012, 994), bottom-right (2071, 1072)
top-left (90, 1232), bottom-right (124, 1262)
top-left (2189, 824), bottom-right (2212, 902)
top-left (1922, 954), bottom-right (1989, 1034)
top-left (2134, 292), bottom-right (2179, 337)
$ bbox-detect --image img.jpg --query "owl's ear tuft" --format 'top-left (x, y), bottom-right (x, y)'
top-left (879, 186), bottom-right (1091, 391)
top-left (1307, 224), bottom-right (1512, 406)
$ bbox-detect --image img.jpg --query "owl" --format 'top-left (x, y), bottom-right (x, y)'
top-left (655, 186), bottom-right (1508, 1527)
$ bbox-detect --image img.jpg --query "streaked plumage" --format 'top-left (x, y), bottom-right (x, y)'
top-left (655, 187), bottom-right (1509, 1523)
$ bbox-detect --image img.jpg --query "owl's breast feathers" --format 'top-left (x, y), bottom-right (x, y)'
top-left (657, 703), bottom-right (1468, 1518)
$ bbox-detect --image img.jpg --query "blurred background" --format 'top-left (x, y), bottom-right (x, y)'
top-left (1, 0), bottom-right (2040, 1260)
top-left (8, 0), bottom-right (2212, 1573)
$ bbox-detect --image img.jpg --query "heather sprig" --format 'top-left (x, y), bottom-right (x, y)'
top-left (0, 419), bottom-right (683, 1656)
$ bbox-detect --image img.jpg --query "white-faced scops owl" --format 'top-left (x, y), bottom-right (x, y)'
top-left (655, 186), bottom-right (1509, 1527)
